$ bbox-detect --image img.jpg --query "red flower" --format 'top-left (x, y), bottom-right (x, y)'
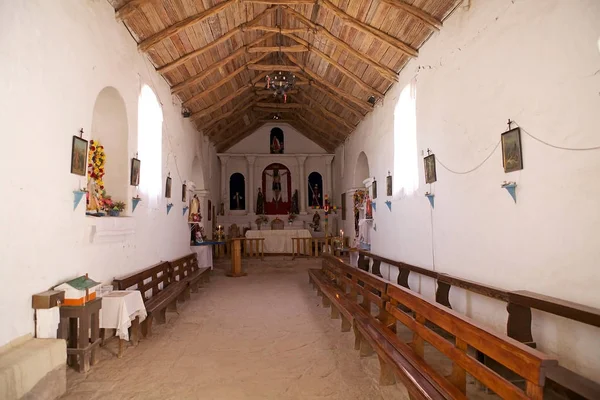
top-left (100, 186), bottom-right (104, 190)
top-left (90, 146), bottom-right (95, 151)
top-left (88, 163), bottom-right (93, 167)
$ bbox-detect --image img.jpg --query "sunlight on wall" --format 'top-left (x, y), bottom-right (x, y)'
top-left (393, 81), bottom-right (419, 198)
top-left (138, 85), bottom-right (163, 205)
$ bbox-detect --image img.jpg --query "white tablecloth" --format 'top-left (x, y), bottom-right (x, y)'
top-left (100, 291), bottom-right (147, 341)
top-left (191, 245), bottom-right (213, 269)
top-left (246, 229), bottom-right (311, 253)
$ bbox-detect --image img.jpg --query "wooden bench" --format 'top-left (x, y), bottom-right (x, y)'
top-left (170, 253), bottom-right (210, 300)
top-left (113, 261), bottom-right (186, 337)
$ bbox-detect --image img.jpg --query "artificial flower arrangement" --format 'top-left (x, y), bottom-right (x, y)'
top-left (287, 212), bottom-right (297, 223)
top-left (255, 214), bottom-right (269, 226)
top-left (86, 139), bottom-right (107, 212)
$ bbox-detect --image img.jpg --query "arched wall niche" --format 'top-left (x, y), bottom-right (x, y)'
top-left (308, 171), bottom-right (323, 208)
top-left (229, 172), bottom-right (246, 210)
top-left (191, 156), bottom-right (205, 191)
top-left (91, 86), bottom-right (128, 206)
top-left (354, 151), bottom-right (370, 188)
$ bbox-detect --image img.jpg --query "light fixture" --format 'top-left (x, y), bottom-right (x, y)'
top-left (182, 107), bottom-right (191, 118)
top-left (265, 71), bottom-right (296, 103)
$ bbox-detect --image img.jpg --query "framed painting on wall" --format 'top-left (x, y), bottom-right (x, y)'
top-left (501, 128), bottom-right (523, 173)
top-left (165, 176), bottom-right (172, 198)
top-left (182, 183), bottom-right (187, 202)
top-left (70, 136), bottom-right (88, 176)
top-left (130, 158), bottom-right (141, 186)
top-left (372, 179), bottom-right (377, 199)
top-left (386, 174), bottom-right (392, 196)
top-left (424, 154), bottom-right (437, 184)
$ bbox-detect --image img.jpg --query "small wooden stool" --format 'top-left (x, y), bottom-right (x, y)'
top-left (58, 298), bottom-right (102, 373)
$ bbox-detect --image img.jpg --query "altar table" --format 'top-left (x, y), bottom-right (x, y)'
top-left (100, 290), bottom-right (146, 357)
top-left (246, 229), bottom-right (311, 254)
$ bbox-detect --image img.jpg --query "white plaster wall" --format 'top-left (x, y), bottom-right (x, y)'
top-left (0, 0), bottom-right (209, 346)
top-left (227, 123), bottom-right (327, 154)
top-left (338, 0), bottom-right (600, 380)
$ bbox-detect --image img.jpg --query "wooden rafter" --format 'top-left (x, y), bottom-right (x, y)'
top-left (202, 95), bottom-right (268, 132)
top-left (295, 108), bottom-right (347, 140)
top-left (282, 33), bottom-right (384, 98)
top-left (377, 0), bottom-right (442, 31)
top-left (290, 118), bottom-right (339, 148)
top-left (294, 91), bottom-right (355, 133)
top-left (191, 85), bottom-right (252, 120)
top-left (247, 64), bottom-right (302, 72)
top-left (305, 82), bottom-right (365, 118)
top-left (171, 34), bottom-right (274, 95)
top-left (208, 112), bottom-right (252, 138)
top-left (255, 89), bottom-right (298, 96)
top-left (295, 113), bottom-right (346, 144)
top-left (248, 45), bottom-right (308, 53)
top-left (157, 6), bottom-right (277, 74)
top-left (285, 53), bottom-right (373, 112)
top-left (138, 0), bottom-right (235, 52)
top-left (283, 6), bottom-right (398, 83)
top-left (320, 0), bottom-right (418, 58)
top-left (243, 25), bottom-right (311, 35)
top-left (288, 120), bottom-right (337, 151)
top-left (241, 0), bottom-right (315, 3)
top-left (115, 0), bottom-right (149, 21)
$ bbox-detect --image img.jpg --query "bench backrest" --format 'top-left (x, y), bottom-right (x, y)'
top-left (113, 261), bottom-right (171, 302)
top-left (385, 283), bottom-right (558, 399)
top-left (170, 253), bottom-right (197, 282)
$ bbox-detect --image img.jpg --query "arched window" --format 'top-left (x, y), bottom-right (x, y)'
top-left (308, 172), bottom-right (323, 208)
top-left (393, 80), bottom-right (418, 198)
top-left (229, 173), bottom-right (246, 210)
top-left (270, 127), bottom-right (284, 154)
top-left (138, 85), bottom-right (163, 206)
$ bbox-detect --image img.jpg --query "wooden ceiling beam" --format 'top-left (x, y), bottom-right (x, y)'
top-left (207, 112), bottom-right (251, 138)
top-left (255, 89), bottom-right (298, 96)
top-left (320, 0), bottom-right (418, 58)
top-left (377, 0), bottom-right (442, 31)
top-left (241, 0), bottom-right (315, 3)
top-left (304, 82), bottom-right (365, 119)
top-left (191, 85), bottom-right (252, 120)
top-left (283, 6), bottom-right (398, 83)
top-left (138, 0), bottom-right (235, 51)
top-left (182, 63), bottom-right (247, 107)
top-left (285, 53), bottom-right (373, 112)
top-left (253, 81), bottom-right (309, 88)
top-left (248, 45), bottom-right (308, 53)
top-left (255, 102), bottom-right (303, 109)
top-left (171, 35), bottom-right (274, 95)
top-left (243, 25), bottom-right (312, 35)
top-left (202, 95), bottom-right (268, 132)
top-left (282, 32), bottom-right (384, 98)
top-left (247, 64), bottom-right (302, 72)
top-left (294, 91), bottom-right (355, 133)
top-left (158, 6), bottom-right (278, 74)
top-left (295, 113), bottom-right (346, 145)
top-left (115, 0), bottom-right (150, 21)
top-left (291, 116), bottom-right (340, 147)
top-left (216, 120), bottom-right (263, 152)
top-left (287, 120), bottom-right (337, 152)
top-left (295, 108), bottom-right (347, 140)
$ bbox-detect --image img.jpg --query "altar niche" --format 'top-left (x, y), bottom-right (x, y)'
top-left (229, 173), bottom-right (245, 210)
top-left (270, 127), bottom-right (284, 154)
top-left (308, 172), bottom-right (323, 208)
top-left (262, 163), bottom-right (291, 215)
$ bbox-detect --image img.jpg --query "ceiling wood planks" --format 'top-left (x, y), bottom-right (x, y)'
top-left (109, 0), bottom-right (459, 148)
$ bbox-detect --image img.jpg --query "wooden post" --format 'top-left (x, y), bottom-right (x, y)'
top-left (449, 338), bottom-right (467, 394)
top-left (227, 238), bottom-right (247, 277)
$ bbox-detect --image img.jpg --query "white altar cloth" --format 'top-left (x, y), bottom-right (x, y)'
top-left (100, 291), bottom-right (147, 341)
top-left (191, 245), bottom-right (214, 270)
top-left (246, 229), bottom-right (311, 253)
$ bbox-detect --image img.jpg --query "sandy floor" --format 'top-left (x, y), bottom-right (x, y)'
top-left (63, 259), bottom-right (411, 400)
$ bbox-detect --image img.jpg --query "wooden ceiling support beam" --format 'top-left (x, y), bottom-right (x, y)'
top-left (255, 102), bottom-right (303, 109)
top-left (202, 95), bottom-right (267, 132)
top-left (283, 6), bottom-right (398, 83)
top-left (319, 0), bottom-right (418, 58)
top-left (138, 0), bottom-right (235, 51)
top-left (304, 83), bottom-right (364, 119)
top-left (296, 108), bottom-right (347, 140)
top-left (208, 113), bottom-right (250, 138)
top-left (255, 89), bottom-right (298, 96)
top-left (182, 63), bottom-right (246, 107)
top-left (241, 0), bottom-right (315, 3)
top-left (295, 113), bottom-right (345, 146)
top-left (243, 25), bottom-right (311, 35)
top-left (247, 64), bottom-right (302, 72)
top-left (377, 0), bottom-right (442, 31)
top-left (288, 120), bottom-right (337, 152)
top-left (191, 85), bottom-right (252, 120)
top-left (248, 45), bottom-right (308, 53)
top-left (285, 53), bottom-right (373, 112)
top-left (115, 0), bottom-right (150, 21)
top-left (253, 81), bottom-right (309, 88)
top-left (171, 34), bottom-right (274, 95)
top-left (294, 91), bottom-right (355, 133)
top-left (282, 32), bottom-right (384, 98)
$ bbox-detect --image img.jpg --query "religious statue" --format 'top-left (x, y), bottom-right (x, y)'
top-left (310, 184), bottom-right (321, 207)
top-left (365, 193), bottom-right (373, 219)
top-left (291, 189), bottom-right (300, 215)
top-left (232, 192), bottom-right (243, 210)
top-left (86, 178), bottom-right (102, 212)
top-left (271, 135), bottom-right (282, 153)
top-left (190, 194), bottom-right (200, 222)
top-left (264, 168), bottom-right (288, 203)
top-left (310, 211), bottom-right (321, 232)
top-left (256, 188), bottom-right (265, 215)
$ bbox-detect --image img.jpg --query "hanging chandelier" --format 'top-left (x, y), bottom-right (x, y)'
top-left (265, 71), bottom-right (296, 103)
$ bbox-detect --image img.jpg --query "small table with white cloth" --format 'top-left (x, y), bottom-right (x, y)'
top-left (245, 229), bottom-right (312, 254)
top-left (100, 290), bottom-right (147, 357)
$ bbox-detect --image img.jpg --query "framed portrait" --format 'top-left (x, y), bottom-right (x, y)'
top-left (182, 183), bottom-right (187, 202)
top-left (372, 179), bottom-right (377, 199)
top-left (501, 128), bottom-right (523, 173)
top-left (165, 176), bottom-right (172, 198)
top-left (70, 136), bottom-right (88, 176)
top-left (424, 154), bottom-right (437, 184)
top-left (130, 158), bottom-right (141, 186)
top-left (341, 193), bottom-right (346, 221)
top-left (208, 200), bottom-right (212, 221)
top-left (386, 175), bottom-right (392, 197)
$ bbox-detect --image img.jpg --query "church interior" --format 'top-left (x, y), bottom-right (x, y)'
top-left (1, 1), bottom-right (599, 399)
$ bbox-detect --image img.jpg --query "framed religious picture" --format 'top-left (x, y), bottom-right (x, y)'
top-left (130, 158), bottom-right (141, 186)
top-left (181, 183), bottom-right (187, 202)
top-left (372, 179), bottom-right (377, 199)
top-left (341, 193), bottom-right (346, 221)
top-left (424, 154), bottom-right (437, 184)
top-left (386, 174), bottom-right (392, 196)
top-left (501, 128), bottom-right (523, 173)
top-left (165, 176), bottom-right (172, 198)
top-left (70, 136), bottom-right (88, 176)
top-left (208, 200), bottom-right (212, 221)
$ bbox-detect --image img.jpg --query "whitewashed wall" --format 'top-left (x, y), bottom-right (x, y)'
top-left (0, 0), bottom-right (214, 346)
top-left (337, 0), bottom-right (600, 380)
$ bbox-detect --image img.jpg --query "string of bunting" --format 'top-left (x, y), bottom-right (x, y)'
top-left (435, 120), bottom-right (600, 176)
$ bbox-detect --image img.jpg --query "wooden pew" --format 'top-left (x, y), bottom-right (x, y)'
top-left (113, 261), bottom-right (186, 337)
top-left (169, 253), bottom-right (211, 299)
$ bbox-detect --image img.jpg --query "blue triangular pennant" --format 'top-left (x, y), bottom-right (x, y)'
top-left (73, 191), bottom-right (86, 211)
top-left (132, 197), bottom-right (141, 212)
top-left (385, 200), bottom-right (392, 211)
top-left (425, 194), bottom-right (435, 209)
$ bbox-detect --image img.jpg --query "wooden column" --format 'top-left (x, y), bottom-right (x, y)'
top-left (227, 238), bottom-right (247, 277)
